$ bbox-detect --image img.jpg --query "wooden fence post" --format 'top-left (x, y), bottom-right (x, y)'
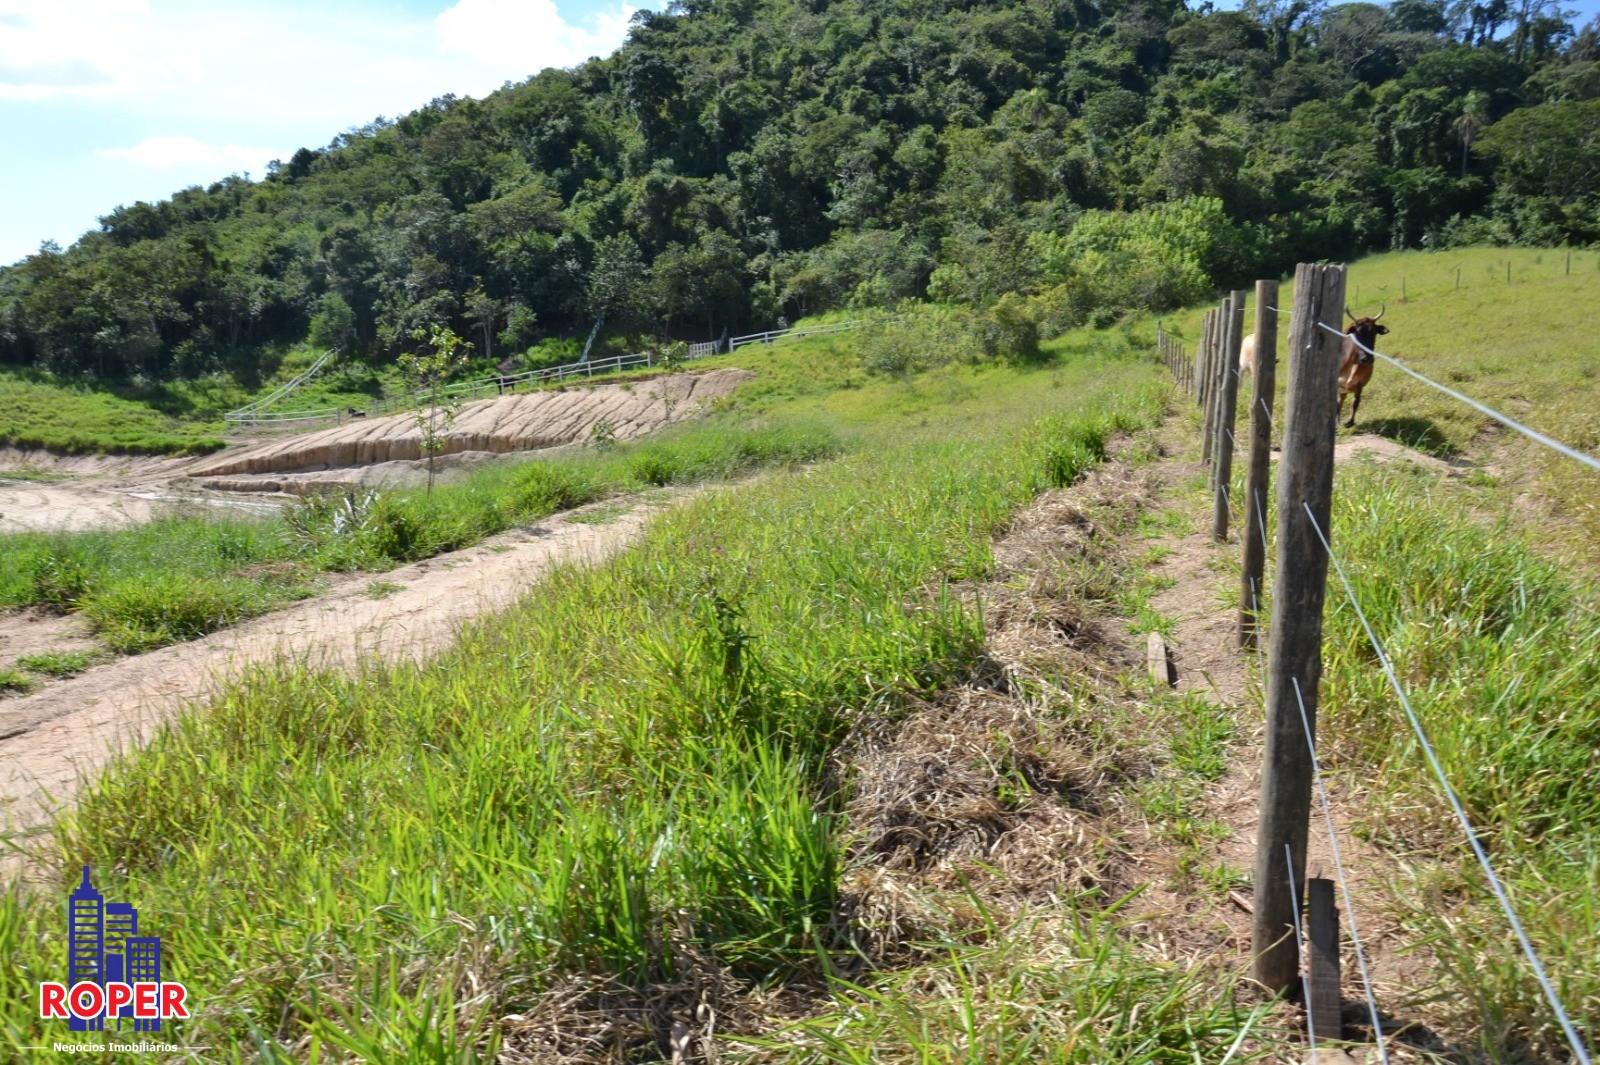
top-left (1209, 298), bottom-right (1231, 482)
top-left (1239, 280), bottom-right (1277, 648)
top-left (1212, 291), bottom-right (1246, 541)
top-left (1210, 297), bottom-right (1233, 463)
top-left (1252, 261), bottom-right (1347, 996)
top-left (1201, 308), bottom-right (1220, 462)
top-left (1307, 877), bottom-right (1343, 1045)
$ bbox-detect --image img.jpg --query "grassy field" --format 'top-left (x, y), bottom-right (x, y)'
top-left (3, 249), bottom-right (1598, 1060)
top-left (1156, 246), bottom-right (1600, 563)
top-left (0, 421), bottom-right (838, 654)
top-left (0, 327), bottom-right (1231, 1060)
top-left (0, 373), bottom-right (227, 455)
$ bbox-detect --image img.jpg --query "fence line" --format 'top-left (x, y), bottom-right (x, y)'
top-left (226, 317), bottom-right (883, 429)
top-left (225, 347), bottom-right (339, 421)
top-left (1158, 272), bottom-right (1594, 1059)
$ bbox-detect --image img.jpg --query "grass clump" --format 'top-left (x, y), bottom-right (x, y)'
top-left (0, 667), bottom-right (37, 694)
top-left (83, 575), bottom-right (283, 653)
top-left (14, 650), bottom-right (99, 677)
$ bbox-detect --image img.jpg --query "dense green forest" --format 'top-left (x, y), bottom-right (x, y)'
top-left (1, 0), bottom-right (1596, 385)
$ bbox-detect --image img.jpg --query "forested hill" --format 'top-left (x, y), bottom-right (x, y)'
top-left (2, 0), bottom-right (1597, 385)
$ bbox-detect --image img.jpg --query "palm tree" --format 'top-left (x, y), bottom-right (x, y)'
top-left (1453, 90), bottom-right (1490, 177)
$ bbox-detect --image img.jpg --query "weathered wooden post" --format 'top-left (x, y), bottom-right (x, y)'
top-left (1307, 877), bottom-right (1343, 1045)
top-left (1203, 295), bottom-right (1228, 457)
top-left (1202, 308), bottom-right (1221, 462)
top-left (1239, 281), bottom-right (1277, 648)
top-left (1211, 292), bottom-right (1246, 529)
top-left (1252, 261), bottom-right (1347, 996)
top-left (1209, 297), bottom-right (1231, 484)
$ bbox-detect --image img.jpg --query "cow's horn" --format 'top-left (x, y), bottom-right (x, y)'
top-left (1373, 301), bottom-right (1386, 322)
top-left (1345, 305), bottom-right (1356, 321)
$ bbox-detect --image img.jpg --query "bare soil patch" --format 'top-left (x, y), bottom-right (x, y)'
top-left (0, 608), bottom-right (101, 682)
top-left (187, 368), bottom-right (754, 482)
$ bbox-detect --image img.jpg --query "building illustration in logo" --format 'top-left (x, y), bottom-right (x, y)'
top-left (64, 867), bottom-right (165, 1033)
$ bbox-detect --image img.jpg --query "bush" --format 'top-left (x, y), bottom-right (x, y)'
top-left (856, 309), bottom-right (982, 379)
top-left (977, 293), bottom-right (1042, 362)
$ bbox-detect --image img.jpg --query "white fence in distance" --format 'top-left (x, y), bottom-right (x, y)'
top-left (225, 318), bottom-right (881, 429)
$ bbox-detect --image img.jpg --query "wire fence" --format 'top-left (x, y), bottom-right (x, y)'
top-left (1162, 274), bottom-right (1596, 1062)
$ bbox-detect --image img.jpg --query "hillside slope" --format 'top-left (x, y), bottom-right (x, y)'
top-left (2, 0), bottom-right (1597, 389)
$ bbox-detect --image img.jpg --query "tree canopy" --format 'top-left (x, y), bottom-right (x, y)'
top-left (2, 0), bottom-right (1596, 384)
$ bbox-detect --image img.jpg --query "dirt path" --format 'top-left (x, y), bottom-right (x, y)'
top-left (1130, 420), bottom-right (1436, 1055)
top-left (0, 493), bottom-right (677, 865)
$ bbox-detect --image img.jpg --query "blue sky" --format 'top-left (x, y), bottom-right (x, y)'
top-left (0, 0), bottom-right (653, 266)
top-left (4, 0), bottom-right (1598, 268)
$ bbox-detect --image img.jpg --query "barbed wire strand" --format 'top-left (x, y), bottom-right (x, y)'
top-left (1320, 322), bottom-right (1600, 475)
top-left (1291, 676), bottom-right (1391, 1064)
top-left (1300, 499), bottom-right (1594, 1065)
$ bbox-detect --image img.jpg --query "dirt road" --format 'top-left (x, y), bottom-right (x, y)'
top-left (0, 494), bottom-right (674, 866)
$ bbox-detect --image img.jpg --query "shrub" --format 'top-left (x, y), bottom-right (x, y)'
top-left (977, 293), bottom-right (1042, 362)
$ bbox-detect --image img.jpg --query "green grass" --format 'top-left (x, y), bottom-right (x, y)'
top-left (0, 372), bottom-right (226, 455)
top-left (0, 336), bottom-right (1196, 1059)
top-left (0, 420), bottom-right (842, 652)
top-left (13, 650), bottom-right (100, 678)
top-left (0, 667), bottom-right (37, 694)
top-left (743, 908), bottom-right (1267, 1063)
top-left (1311, 458), bottom-right (1600, 1060)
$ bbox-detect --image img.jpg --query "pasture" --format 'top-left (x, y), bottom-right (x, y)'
top-left (1, 247), bottom-right (1597, 1060)
top-left (1158, 246), bottom-right (1600, 563)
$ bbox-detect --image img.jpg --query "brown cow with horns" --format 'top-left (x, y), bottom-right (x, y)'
top-left (1337, 303), bottom-right (1388, 428)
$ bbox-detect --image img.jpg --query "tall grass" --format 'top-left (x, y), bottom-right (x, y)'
top-left (1317, 460), bottom-right (1600, 1059)
top-left (0, 363), bottom-right (1174, 1058)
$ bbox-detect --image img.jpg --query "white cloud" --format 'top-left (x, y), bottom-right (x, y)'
top-left (0, 0), bottom-right (163, 99)
top-left (96, 135), bottom-right (282, 171)
top-left (436, 0), bottom-right (639, 91)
